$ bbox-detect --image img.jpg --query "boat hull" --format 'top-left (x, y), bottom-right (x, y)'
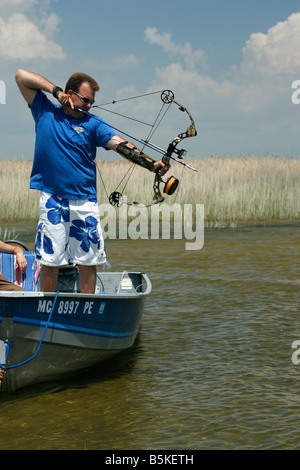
top-left (0, 272), bottom-right (151, 392)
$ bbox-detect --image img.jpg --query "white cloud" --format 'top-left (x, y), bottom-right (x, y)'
top-left (0, 12), bottom-right (65, 60)
top-left (241, 12), bottom-right (300, 76)
top-left (40, 12), bottom-right (62, 38)
top-left (146, 13), bottom-right (300, 118)
top-left (145, 27), bottom-right (207, 71)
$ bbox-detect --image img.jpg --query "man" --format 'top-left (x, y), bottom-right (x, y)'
top-left (15, 69), bottom-right (169, 294)
top-left (0, 240), bottom-right (27, 291)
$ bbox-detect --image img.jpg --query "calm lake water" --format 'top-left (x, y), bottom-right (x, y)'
top-left (0, 221), bottom-right (299, 450)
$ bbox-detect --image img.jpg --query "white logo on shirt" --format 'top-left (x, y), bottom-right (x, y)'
top-left (74, 126), bottom-right (84, 134)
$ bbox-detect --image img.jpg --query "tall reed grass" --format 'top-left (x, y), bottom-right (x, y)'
top-left (0, 156), bottom-right (299, 225)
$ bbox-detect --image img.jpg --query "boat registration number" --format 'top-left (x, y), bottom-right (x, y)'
top-left (37, 299), bottom-right (105, 315)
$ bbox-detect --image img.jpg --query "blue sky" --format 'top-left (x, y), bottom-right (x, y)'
top-left (0, 0), bottom-right (300, 161)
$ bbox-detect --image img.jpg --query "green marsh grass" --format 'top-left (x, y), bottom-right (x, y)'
top-left (0, 156), bottom-right (299, 225)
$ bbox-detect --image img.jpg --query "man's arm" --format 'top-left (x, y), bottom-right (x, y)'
top-left (15, 69), bottom-right (72, 109)
top-left (0, 241), bottom-right (28, 273)
top-left (15, 69), bottom-right (57, 106)
top-left (106, 135), bottom-right (169, 176)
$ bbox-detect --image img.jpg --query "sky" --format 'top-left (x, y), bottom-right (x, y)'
top-left (0, 0), bottom-right (300, 161)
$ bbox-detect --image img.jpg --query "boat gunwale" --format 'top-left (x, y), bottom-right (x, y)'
top-left (0, 272), bottom-right (152, 299)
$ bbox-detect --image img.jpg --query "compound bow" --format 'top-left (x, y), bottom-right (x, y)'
top-left (95, 89), bottom-right (198, 207)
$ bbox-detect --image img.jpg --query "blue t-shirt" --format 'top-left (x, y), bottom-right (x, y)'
top-left (30, 91), bottom-right (116, 200)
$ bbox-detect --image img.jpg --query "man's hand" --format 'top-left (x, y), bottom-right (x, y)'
top-left (153, 160), bottom-right (170, 176)
top-left (57, 91), bottom-right (75, 109)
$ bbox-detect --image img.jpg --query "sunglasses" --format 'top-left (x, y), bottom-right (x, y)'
top-left (73, 91), bottom-right (95, 106)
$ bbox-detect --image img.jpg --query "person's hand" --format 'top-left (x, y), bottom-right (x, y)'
top-left (15, 249), bottom-right (28, 273)
top-left (58, 91), bottom-right (75, 109)
top-left (153, 160), bottom-right (170, 176)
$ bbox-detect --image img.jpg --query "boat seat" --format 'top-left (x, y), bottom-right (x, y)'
top-left (0, 251), bottom-right (40, 291)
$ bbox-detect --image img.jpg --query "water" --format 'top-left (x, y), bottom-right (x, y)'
top-left (0, 222), bottom-right (299, 450)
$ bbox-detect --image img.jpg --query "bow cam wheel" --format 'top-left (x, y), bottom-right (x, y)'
top-left (161, 90), bottom-right (174, 104)
top-left (109, 192), bottom-right (123, 207)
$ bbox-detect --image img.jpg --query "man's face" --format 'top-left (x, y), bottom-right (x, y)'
top-left (71, 81), bottom-right (96, 112)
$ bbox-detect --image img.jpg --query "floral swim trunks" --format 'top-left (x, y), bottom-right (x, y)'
top-left (35, 192), bottom-right (106, 267)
